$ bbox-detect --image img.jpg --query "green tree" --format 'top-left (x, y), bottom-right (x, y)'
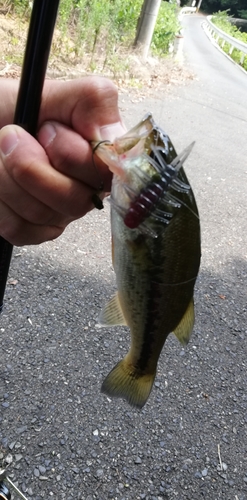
top-left (181, 0), bottom-right (247, 18)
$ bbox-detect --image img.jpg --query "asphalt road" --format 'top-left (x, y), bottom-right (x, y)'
top-left (1, 14), bottom-right (247, 500)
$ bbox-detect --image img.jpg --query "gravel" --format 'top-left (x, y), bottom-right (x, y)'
top-left (1, 14), bottom-right (247, 500)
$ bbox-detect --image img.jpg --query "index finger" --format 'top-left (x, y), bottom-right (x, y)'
top-left (41, 77), bottom-right (125, 141)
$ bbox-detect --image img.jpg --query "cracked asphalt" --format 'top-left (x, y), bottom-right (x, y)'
top-left (1, 14), bottom-right (247, 500)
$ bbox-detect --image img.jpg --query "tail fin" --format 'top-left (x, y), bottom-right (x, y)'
top-left (101, 358), bottom-right (155, 408)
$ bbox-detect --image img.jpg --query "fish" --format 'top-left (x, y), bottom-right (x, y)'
top-left (93, 113), bottom-right (201, 408)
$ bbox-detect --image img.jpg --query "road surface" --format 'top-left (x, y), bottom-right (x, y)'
top-left (1, 14), bottom-right (247, 500)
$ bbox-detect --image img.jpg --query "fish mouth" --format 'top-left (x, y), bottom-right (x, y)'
top-left (92, 113), bottom-right (196, 234)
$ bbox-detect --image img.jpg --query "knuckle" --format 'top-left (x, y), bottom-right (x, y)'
top-left (9, 156), bottom-right (37, 185)
top-left (87, 77), bottom-right (118, 100)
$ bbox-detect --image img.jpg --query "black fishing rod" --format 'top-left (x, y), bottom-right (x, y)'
top-left (0, 0), bottom-right (61, 313)
top-left (0, 6), bottom-right (61, 495)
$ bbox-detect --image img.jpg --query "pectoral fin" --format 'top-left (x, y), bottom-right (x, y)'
top-left (173, 299), bottom-right (195, 346)
top-left (99, 293), bottom-right (127, 326)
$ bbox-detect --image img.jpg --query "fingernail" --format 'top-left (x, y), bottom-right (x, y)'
top-left (99, 122), bottom-right (126, 141)
top-left (38, 122), bottom-right (56, 148)
top-left (0, 126), bottom-right (19, 157)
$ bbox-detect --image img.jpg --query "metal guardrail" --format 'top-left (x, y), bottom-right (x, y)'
top-left (203, 15), bottom-right (247, 65)
top-left (180, 6), bottom-right (197, 15)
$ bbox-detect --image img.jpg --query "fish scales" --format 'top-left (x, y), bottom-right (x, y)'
top-left (93, 113), bottom-right (201, 408)
top-left (112, 198), bottom-right (199, 368)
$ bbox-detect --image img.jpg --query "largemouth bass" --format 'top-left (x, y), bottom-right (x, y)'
top-left (93, 113), bottom-right (201, 408)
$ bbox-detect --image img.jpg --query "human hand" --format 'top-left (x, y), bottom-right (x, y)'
top-left (0, 77), bottom-right (125, 246)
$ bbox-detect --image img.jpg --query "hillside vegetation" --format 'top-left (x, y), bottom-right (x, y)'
top-left (211, 10), bottom-right (247, 71)
top-left (0, 0), bottom-right (180, 76)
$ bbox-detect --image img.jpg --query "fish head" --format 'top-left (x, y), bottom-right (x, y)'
top-left (92, 113), bottom-right (155, 179)
top-left (92, 113), bottom-right (194, 236)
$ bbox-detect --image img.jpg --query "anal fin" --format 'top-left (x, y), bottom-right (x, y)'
top-left (173, 299), bottom-right (195, 346)
top-left (99, 293), bottom-right (127, 326)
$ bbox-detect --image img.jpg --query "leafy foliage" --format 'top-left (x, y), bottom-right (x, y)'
top-left (211, 10), bottom-right (247, 70)
top-left (1, 0), bottom-right (180, 75)
top-left (152, 1), bottom-right (180, 55)
top-left (187, 0), bottom-right (247, 19)
top-left (3, 0), bottom-right (30, 14)
top-left (4, 0), bottom-right (179, 54)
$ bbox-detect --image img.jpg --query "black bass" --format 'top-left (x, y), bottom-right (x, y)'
top-left (93, 113), bottom-right (201, 408)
